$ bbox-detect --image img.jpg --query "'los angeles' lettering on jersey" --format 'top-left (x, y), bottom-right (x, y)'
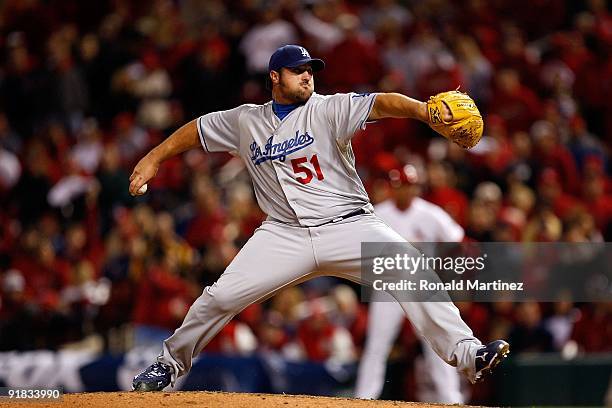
top-left (250, 130), bottom-right (314, 165)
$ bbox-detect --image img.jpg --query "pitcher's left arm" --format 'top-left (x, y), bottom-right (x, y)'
top-left (369, 91), bottom-right (484, 149)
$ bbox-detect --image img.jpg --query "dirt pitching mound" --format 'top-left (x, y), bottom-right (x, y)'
top-left (0, 391), bottom-right (476, 408)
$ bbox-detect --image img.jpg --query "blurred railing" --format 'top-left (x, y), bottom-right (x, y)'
top-left (497, 353), bottom-right (612, 406)
top-left (0, 349), bottom-right (609, 405)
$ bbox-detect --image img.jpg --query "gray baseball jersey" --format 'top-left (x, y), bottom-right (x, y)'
top-left (196, 92), bottom-right (376, 226)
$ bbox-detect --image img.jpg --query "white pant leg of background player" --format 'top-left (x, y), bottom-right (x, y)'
top-left (354, 292), bottom-right (405, 399)
top-left (357, 197), bottom-right (467, 401)
top-left (417, 341), bottom-right (467, 404)
top-left (157, 221), bottom-right (317, 378)
top-left (311, 214), bottom-right (482, 382)
top-left (358, 286), bottom-right (464, 402)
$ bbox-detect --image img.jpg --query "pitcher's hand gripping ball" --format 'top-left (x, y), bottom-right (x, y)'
top-left (426, 90), bottom-right (484, 149)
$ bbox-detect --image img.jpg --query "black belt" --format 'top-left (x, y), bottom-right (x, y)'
top-left (315, 208), bottom-right (367, 227)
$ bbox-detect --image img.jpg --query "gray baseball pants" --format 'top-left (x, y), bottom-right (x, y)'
top-left (157, 214), bottom-right (482, 384)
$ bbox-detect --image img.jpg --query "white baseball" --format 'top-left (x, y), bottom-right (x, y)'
top-left (138, 183), bottom-right (148, 194)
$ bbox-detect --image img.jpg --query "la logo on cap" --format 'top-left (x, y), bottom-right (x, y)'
top-left (299, 47), bottom-right (309, 58)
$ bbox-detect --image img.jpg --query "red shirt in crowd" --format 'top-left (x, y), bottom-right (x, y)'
top-left (132, 265), bottom-right (194, 330)
top-left (186, 209), bottom-right (226, 250)
top-left (12, 254), bottom-right (71, 309)
top-left (424, 187), bottom-right (469, 227)
top-left (571, 305), bottom-right (612, 352)
top-left (488, 84), bottom-right (542, 134)
top-left (321, 36), bottom-right (383, 93)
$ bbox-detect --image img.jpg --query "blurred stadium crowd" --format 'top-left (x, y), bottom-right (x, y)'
top-left (0, 0), bottom-right (611, 396)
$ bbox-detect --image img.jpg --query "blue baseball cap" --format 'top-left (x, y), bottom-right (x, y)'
top-left (268, 45), bottom-right (325, 73)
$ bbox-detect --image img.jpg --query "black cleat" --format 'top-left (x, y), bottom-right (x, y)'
top-left (475, 340), bottom-right (510, 382)
top-left (132, 362), bottom-right (173, 391)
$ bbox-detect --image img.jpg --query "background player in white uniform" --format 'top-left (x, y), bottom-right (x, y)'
top-left (129, 44), bottom-right (509, 392)
top-left (355, 165), bottom-right (467, 403)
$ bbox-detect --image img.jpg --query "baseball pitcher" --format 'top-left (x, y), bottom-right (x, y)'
top-left (129, 45), bottom-right (509, 392)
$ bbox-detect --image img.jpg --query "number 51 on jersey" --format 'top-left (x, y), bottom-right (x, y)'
top-left (291, 155), bottom-right (325, 185)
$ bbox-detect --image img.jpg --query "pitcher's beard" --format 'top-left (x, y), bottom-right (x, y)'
top-left (279, 82), bottom-right (313, 103)
top-left (293, 88), bottom-right (312, 102)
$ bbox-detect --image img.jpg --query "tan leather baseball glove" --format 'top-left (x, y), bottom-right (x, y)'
top-left (426, 90), bottom-right (484, 149)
